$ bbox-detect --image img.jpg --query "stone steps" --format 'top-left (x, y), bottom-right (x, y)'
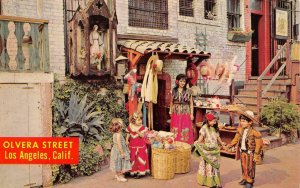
top-left (255, 126), bottom-right (270, 137)
top-left (238, 89), bottom-right (286, 98)
top-left (262, 135), bottom-right (282, 150)
top-left (244, 82), bottom-right (289, 90)
top-left (234, 95), bottom-right (270, 104)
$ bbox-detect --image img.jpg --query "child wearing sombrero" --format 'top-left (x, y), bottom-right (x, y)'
top-left (226, 110), bottom-right (263, 188)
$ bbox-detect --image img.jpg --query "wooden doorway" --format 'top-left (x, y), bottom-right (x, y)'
top-left (153, 73), bottom-right (171, 131)
top-left (251, 14), bottom-right (261, 76)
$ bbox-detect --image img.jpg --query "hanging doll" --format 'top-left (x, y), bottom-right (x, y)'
top-left (124, 69), bottom-right (142, 101)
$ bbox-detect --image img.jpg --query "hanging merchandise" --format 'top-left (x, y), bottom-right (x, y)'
top-left (124, 69), bottom-right (142, 101)
top-left (218, 56), bottom-right (239, 85)
top-left (186, 62), bottom-right (199, 86)
top-left (215, 63), bottom-right (226, 79)
top-left (141, 53), bottom-right (163, 130)
top-left (141, 53), bottom-right (163, 104)
top-left (199, 61), bottom-right (215, 82)
top-left (143, 103), bottom-right (147, 127)
top-left (148, 102), bottom-right (153, 130)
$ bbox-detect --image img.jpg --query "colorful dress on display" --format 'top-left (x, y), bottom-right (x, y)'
top-left (110, 133), bottom-right (132, 173)
top-left (170, 88), bottom-right (194, 144)
top-left (126, 124), bottom-right (150, 175)
top-left (194, 124), bottom-right (221, 187)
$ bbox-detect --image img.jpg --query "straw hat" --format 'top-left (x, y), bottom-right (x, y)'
top-left (152, 59), bottom-right (163, 73)
top-left (226, 104), bottom-right (258, 123)
top-left (199, 65), bottom-right (210, 76)
top-left (215, 63), bottom-right (225, 78)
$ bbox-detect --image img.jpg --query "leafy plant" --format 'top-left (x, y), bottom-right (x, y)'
top-left (260, 98), bottom-right (300, 143)
top-left (52, 139), bottom-right (108, 184)
top-left (52, 75), bottom-right (127, 184)
top-left (58, 93), bottom-right (107, 142)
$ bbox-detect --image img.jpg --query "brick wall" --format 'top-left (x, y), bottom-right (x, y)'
top-left (116, 0), bottom-right (247, 95)
top-left (2, 0), bottom-right (65, 76)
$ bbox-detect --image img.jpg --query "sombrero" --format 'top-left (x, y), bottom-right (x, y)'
top-left (226, 104), bottom-right (258, 123)
top-left (199, 61), bottom-right (215, 78)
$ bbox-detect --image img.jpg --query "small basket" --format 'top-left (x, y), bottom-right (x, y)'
top-left (151, 147), bottom-right (176, 180)
top-left (174, 141), bottom-right (191, 173)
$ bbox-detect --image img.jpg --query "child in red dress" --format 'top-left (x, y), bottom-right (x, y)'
top-left (126, 112), bottom-right (150, 178)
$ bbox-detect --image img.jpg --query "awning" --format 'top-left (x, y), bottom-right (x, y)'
top-left (117, 40), bottom-right (211, 67)
top-left (118, 40), bottom-right (211, 60)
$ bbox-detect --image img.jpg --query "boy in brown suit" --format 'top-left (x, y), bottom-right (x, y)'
top-left (226, 110), bottom-right (263, 188)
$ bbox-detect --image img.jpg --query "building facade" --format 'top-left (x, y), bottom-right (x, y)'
top-left (0, 0), bottom-right (64, 187)
top-left (116, 0), bottom-right (248, 95)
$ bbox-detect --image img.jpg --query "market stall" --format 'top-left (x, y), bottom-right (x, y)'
top-left (117, 40), bottom-right (211, 130)
top-left (117, 40), bottom-right (212, 179)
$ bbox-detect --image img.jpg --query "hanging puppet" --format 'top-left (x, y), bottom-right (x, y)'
top-left (124, 69), bottom-right (142, 101)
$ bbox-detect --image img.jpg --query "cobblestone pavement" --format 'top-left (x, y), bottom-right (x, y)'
top-left (53, 142), bottom-right (300, 188)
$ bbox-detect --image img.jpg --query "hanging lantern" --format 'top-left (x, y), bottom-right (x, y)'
top-left (115, 55), bottom-right (128, 77)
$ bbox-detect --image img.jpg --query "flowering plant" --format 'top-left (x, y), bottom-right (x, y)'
top-left (92, 52), bottom-right (102, 64)
top-left (229, 28), bottom-right (254, 36)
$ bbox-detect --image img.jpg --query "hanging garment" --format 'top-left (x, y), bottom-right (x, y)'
top-left (141, 54), bottom-right (159, 104)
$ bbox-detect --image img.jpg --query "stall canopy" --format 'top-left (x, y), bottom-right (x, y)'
top-left (117, 40), bottom-right (211, 67)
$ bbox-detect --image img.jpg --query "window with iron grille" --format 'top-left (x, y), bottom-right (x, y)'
top-left (204, 0), bottom-right (216, 20)
top-left (227, 0), bottom-right (241, 30)
top-left (179, 0), bottom-right (193, 17)
top-left (128, 0), bottom-right (168, 29)
top-left (65, 0), bottom-right (82, 21)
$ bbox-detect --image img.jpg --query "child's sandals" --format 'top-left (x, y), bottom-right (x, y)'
top-left (115, 175), bottom-right (127, 182)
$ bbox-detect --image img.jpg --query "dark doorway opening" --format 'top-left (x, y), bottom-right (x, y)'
top-left (153, 79), bottom-right (170, 131)
top-left (251, 14), bottom-right (261, 76)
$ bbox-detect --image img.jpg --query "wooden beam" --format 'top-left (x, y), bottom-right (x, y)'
top-left (0, 15), bottom-right (48, 23)
top-left (123, 48), bottom-right (143, 68)
top-left (118, 34), bottom-right (178, 43)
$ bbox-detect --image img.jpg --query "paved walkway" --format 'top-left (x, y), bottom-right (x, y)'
top-left (54, 142), bottom-right (300, 188)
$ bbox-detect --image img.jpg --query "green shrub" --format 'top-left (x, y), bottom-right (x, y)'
top-left (58, 93), bottom-right (107, 142)
top-left (52, 139), bottom-right (109, 184)
top-left (260, 98), bottom-right (300, 143)
top-left (52, 76), bottom-right (127, 184)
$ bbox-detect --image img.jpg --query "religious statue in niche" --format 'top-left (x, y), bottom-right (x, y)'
top-left (90, 24), bottom-right (104, 70)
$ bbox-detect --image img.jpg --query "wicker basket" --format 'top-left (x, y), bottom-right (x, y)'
top-left (151, 147), bottom-right (176, 180)
top-left (174, 141), bottom-right (191, 173)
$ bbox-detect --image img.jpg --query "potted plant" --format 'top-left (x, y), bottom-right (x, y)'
top-left (227, 28), bottom-right (254, 42)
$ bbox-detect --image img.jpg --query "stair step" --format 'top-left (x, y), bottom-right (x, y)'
top-left (249, 76), bottom-right (290, 80)
top-left (234, 95), bottom-right (270, 104)
top-left (247, 78), bottom-right (291, 84)
top-left (244, 83), bottom-right (289, 90)
top-left (232, 102), bottom-right (259, 113)
top-left (262, 136), bottom-right (282, 150)
top-left (254, 126), bottom-right (270, 137)
top-left (238, 89), bottom-right (287, 98)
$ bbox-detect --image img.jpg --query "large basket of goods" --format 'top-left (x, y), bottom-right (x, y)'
top-left (174, 141), bottom-right (191, 173)
top-left (151, 147), bottom-right (176, 180)
top-left (148, 131), bottom-right (176, 180)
